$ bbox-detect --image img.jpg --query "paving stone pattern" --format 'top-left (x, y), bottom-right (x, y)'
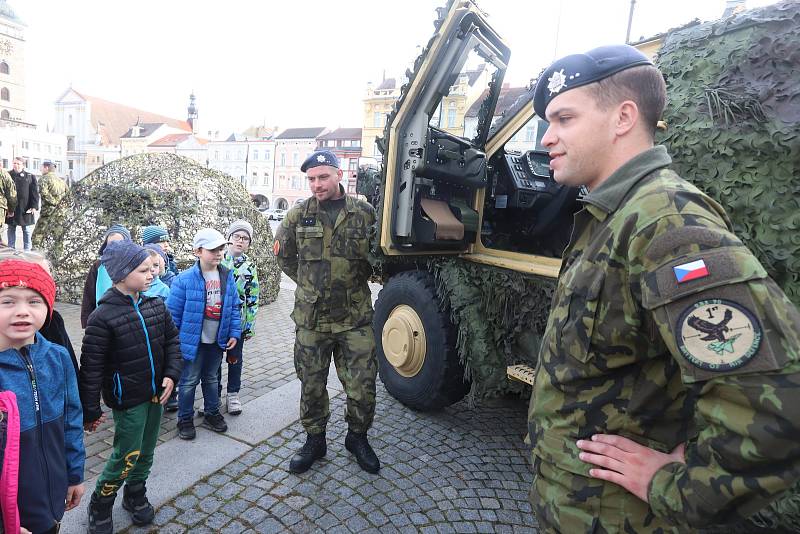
top-left (123, 387), bottom-right (535, 534)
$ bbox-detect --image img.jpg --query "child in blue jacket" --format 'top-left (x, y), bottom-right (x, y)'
top-left (0, 259), bottom-right (85, 534)
top-left (167, 228), bottom-right (241, 440)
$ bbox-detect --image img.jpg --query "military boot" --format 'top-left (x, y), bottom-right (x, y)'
top-left (87, 492), bottom-right (116, 534)
top-left (289, 432), bottom-right (326, 474)
top-left (122, 481), bottom-right (155, 526)
top-left (345, 430), bottom-right (380, 474)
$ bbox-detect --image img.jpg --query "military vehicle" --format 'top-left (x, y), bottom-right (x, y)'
top-left (361, 0), bottom-right (799, 407)
top-left (360, 0), bottom-right (800, 529)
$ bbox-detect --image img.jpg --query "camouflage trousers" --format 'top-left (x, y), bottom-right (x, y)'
top-left (530, 457), bottom-right (683, 533)
top-left (294, 326), bottom-right (377, 435)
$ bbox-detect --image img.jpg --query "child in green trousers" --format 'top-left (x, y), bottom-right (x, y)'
top-left (79, 240), bottom-right (183, 533)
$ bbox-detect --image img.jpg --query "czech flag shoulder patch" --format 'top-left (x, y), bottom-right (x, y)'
top-left (673, 259), bottom-right (709, 283)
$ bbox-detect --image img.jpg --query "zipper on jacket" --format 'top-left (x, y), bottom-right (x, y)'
top-left (19, 346), bottom-right (57, 518)
top-left (131, 296), bottom-right (157, 396)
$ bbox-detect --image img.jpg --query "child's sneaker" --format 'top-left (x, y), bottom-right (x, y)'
top-left (122, 482), bottom-right (155, 526)
top-left (203, 412), bottom-right (228, 433)
top-left (227, 393), bottom-right (243, 415)
top-left (177, 419), bottom-right (196, 440)
top-left (87, 492), bottom-right (115, 534)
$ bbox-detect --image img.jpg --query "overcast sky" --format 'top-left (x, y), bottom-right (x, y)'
top-left (14, 0), bottom-right (775, 136)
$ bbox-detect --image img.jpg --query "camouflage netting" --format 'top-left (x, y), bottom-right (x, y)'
top-left (36, 152), bottom-right (281, 305)
top-left (657, 0), bottom-right (800, 306)
top-left (656, 3), bottom-right (800, 531)
top-left (430, 259), bottom-right (554, 400)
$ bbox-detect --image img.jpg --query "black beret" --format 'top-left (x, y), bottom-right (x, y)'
top-left (533, 44), bottom-right (652, 119)
top-left (300, 150), bottom-right (340, 173)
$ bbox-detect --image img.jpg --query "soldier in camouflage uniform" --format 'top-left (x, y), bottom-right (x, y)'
top-left (0, 166), bottom-right (17, 245)
top-left (527, 45), bottom-right (800, 532)
top-left (274, 149), bottom-right (380, 474)
top-left (31, 160), bottom-right (67, 250)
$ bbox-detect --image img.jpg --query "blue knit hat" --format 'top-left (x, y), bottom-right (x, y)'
top-left (141, 225), bottom-right (170, 245)
top-left (101, 240), bottom-right (150, 283)
top-left (99, 224), bottom-right (131, 254)
top-left (144, 243), bottom-right (168, 266)
top-left (104, 224), bottom-right (131, 242)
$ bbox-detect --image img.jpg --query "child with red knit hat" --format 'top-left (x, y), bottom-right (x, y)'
top-left (0, 259), bottom-right (86, 534)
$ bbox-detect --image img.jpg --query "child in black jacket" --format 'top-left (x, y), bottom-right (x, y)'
top-left (79, 240), bottom-right (182, 534)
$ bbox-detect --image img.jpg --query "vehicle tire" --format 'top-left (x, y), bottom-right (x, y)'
top-left (374, 270), bottom-right (470, 411)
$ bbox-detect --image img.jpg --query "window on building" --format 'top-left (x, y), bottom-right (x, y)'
top-left (251, 172), bottom-right (258, 186)
top-left (33, 158), bottom-right (40, 170)
top-left (525, 124), bottom-right (536, 143)
top-left (68, 161), bottom-right (74, 170)
top-left (1, 159), bottom-right (6, 168)
top-left (0, 109), bottom-right (9, 120)
top-left (265, 150), bottom-right (272, 161)
top-left (292, 153), bottom-right (299, 166)
top-left (373, 112), bottom-right (383, 128)
top-left (0, 87), bottom-right (9, 101)
top-left (214, 150), bottom-right (219, 160)
top-left (0, 61), bottom-right (8, 75)
top-left (446, 102), bottom-right (457, 128)
top-left (262, 172), bottom-right (270, 186)
top-left (225, 151), bottom-right (230, 160)
top-left (291, 175), bottom-right (300, 190)
top-left (252, 149), bottom-right (259, 160)
top-left (67, 136), bottom-right (74, 151)
top-left (280, 153), bottom-right (285, 166)
top-left (68, 114), bottom-right (73, 127)
top-left (33, 143), bottom-right (40, 151)
top-left (21, 140), bottom-right (28, 149)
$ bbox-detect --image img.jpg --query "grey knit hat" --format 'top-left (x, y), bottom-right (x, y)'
top-left (101, 240), bottom-right (150, 283)
top-left (104, 224), bottom-right (131, 242)
top-left (226, 219), bottom-right (254, 240)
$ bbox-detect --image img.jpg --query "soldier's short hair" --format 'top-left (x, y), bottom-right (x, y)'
top-left (13, 156), bottom-right (24, 163)
top-left (587, 65), bottom-right (666, 137)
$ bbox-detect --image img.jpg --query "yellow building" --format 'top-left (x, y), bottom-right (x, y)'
top-left (361, 78), bottom-right (400, 160)
top-left (361, 65), bottom-right (490, 160)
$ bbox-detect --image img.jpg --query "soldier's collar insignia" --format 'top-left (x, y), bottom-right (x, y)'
top-left (677, 299), bottom-right (761, 372)
top-left (547, 69), bottom-right (568, 96)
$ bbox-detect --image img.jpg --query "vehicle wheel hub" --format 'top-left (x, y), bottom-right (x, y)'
top-left (382, 305), bottom-right (426, 377)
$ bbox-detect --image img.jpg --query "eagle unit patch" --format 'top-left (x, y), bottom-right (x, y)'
top-left (677, 299), bottom-right (762, 371)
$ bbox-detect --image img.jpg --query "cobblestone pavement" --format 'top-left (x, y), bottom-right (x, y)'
top-left (124, 388), bottom-right (535, 534)
top-left (56, 269), bottom-right (537, 532)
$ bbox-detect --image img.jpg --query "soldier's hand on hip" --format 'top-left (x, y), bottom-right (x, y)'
top-left (576, 434), bottom-right (686, 503)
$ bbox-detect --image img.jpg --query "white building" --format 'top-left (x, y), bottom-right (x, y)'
top-left (0, 124), bottom-right (66, 175)
top-left (147, 133), bottom-right (208, 165)
top-left (119, 122), bottom-right (191, 157)
top-left (53, 89), bottom-right (191, 181)
top-left (207, 133), bottom-right (275, 208)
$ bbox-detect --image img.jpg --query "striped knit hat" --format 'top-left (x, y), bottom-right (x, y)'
top-left (141, 225), bottom-right (170, 245)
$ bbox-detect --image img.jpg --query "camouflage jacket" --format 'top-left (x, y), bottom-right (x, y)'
top-left (38, 171), bottom-right (67, 220)
top-left (222, 252), bottom-right (259, 340)
top-left (529, 146), bottom-right (800, 528)
top-left (274, 188), bottom-right (375, 333)
top-left (0, 168), bottom-right (17, 213)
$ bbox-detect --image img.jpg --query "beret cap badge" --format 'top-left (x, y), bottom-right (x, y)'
top-left (547, 69), bottom-right (568, 96)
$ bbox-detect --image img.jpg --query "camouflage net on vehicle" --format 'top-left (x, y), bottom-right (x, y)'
top-left (430, 258), bottom-right (555, 401)
top-left (657, 0), bottom-right (800, 307)
top-left (35, 152), bottom-right (281, 305)
top-left (657, 2), bottom-right (800, 530)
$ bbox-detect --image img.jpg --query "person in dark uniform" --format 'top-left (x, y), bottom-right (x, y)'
top-left (7, 157), bottom-right (38, 251)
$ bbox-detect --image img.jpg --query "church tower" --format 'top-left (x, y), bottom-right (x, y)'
top-left (187, 92), bottom-right (198, 134)
top-left (0, 0), bottom-right (25, 121)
